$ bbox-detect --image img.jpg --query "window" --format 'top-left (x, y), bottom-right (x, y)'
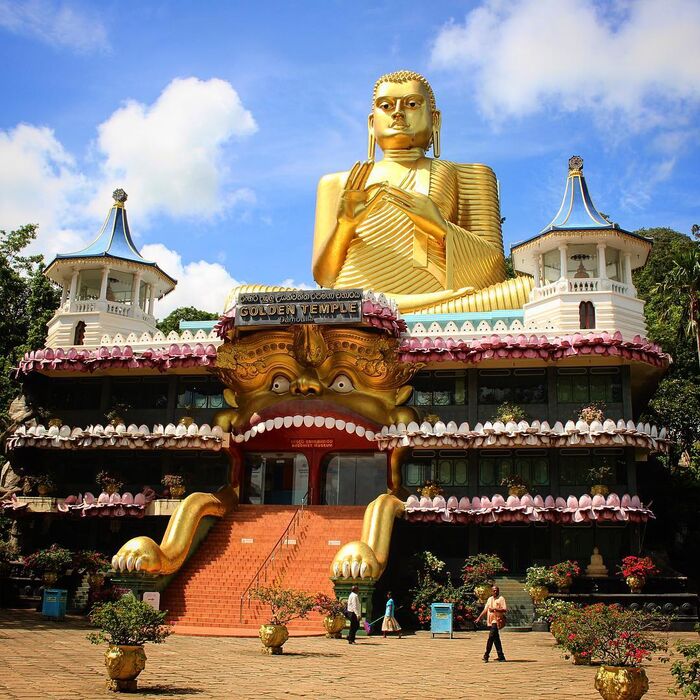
top-left (322, 453), bottom-right (386, 505)
top-left (105, 270), bottom-right (134, 303)
top-left (177, 376), bottom-right (224, 409)
top-left (111, 378), bottom-right (169, 409)
top-left (48, 379), bottom-right (102, 410)
top-left (543, 249), bottom-right (561, 284)
top-left (559, 449), bottom-right (627, 486)
top-left (73, 320), bottom-right (86, 346)
top-left (579, 301), bottom-right (595, 329)
top-left (76, 269), bottom-right (102, 300)
top-left (478, 369), bottom-right (547, 404)
top-left (567, 245), bottom-right (597, 278)
top-left (557, 368), bottom-right (621, 404)
top-left (403, 450), bottom-right (469, 488)
top-left (478, 450), bottom-right (549, 487)
top-left (408, 371), bottom-right (466, 407)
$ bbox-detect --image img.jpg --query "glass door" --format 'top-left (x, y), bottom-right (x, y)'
top-left (244, 453), bottom-right (308, 504)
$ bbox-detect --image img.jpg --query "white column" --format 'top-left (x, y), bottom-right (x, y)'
top-left (558, 244), bottom-right (568, 280)
top-left (132, 271), bottom-right (142, 308)
top-left (68, 270), bottom-right (79, 302)
top-left (597, 243), bottom-right (607, 279)
top-left (99, 266), bottom-right (110, 301)
top-left (60, 283), bottom-right (68, 306)
top-left (623, 252), bottom-right (633, 286)
top-left (148, 286), bottom-right (156, 315)
top-left (536, 254), bottom-right (543, 288)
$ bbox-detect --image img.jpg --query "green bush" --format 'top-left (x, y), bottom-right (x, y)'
top-left (669, 641), bottom-right (700, 698)
top-left (87, 594), bottom-right (171, 646)
top-left (251, 585), bottom-right (315, 626)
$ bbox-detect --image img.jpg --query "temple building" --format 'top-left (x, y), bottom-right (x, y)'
top-left (3, 71), bottom-right (694, 633)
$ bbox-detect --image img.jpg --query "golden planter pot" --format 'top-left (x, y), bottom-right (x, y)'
top-left (594, 666), bottom-right (649, 700)
top-left (508, 486), bottom-right (528, 497)
top-left (43, 571), bottom-right (59, 586)
top-left (169, 485), bottom-right (186, 499)
top-left (323, 614), bottom-right (346, 638)
top-left (178, 416), bottom-right (194, 427)
top-left (259, 624), bottom-right (289, 654)
top-left (528, 585), bottom-right (550, 604)
top-left (626, 576), bottom-right (646, 593)
top-left (591, 484), bottom-right (610, 497)
top-left (474, 584), bottom-right (492, 604)
top-left (104, 644), bottom-right (147, 692)
top-left (37, 484), bottom-right (52, 496)
top-left (105, 484), bottom-right (119, 495)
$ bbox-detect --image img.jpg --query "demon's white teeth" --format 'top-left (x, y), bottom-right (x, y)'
top-left (283, 415), bottom-right (294, 428)
top-left (324, 416), bottom-right (335, 430)
top-left (244, 430), bottom-right (251, 442)
top-left (335, 419), bottom-right (346, 431)
top-left (273, 417), bottom-right (284, 430)
top-left (265, 419), bottom-right (274, 431)
top-left (302, 415), bottom-right (313, 428)
top-left (355, 425), bottom-right (366, 437)
top-left (365, 430), bottom-right (375, 441)
top-left (313, 415), bottom-right (325, 428)
top-left (345, 421), bottom-right (356, 434)
top-left (292, 415), bottom-right (304, 428)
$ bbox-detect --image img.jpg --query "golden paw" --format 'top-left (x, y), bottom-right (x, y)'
top-left (112, 537), bottom-right (167, 574)
top-left (331, 541), bottom-right (380, 580)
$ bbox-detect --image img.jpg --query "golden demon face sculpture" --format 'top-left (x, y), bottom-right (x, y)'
top-left (212, 325), bottom-right (421, 431)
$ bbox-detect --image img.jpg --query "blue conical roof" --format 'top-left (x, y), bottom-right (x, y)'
top-left (46, 189), bottom-right (176, 285)
top-left (541, 156), bottom-right (614, 233)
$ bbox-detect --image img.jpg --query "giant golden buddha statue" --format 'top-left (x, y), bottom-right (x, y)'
top-left (312, 70), bottom-right (532, 313)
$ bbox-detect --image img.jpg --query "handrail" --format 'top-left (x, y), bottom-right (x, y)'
top-left (238, 492), bottom-right (309, 623)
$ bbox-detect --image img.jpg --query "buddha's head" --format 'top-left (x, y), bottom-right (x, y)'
top-left (369, 70), bottom-right (441, 158)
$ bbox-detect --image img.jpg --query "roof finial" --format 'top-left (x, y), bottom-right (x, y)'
top-left (112, 188), bottom-right (128, 207)
top-left (568, 155), bottom-right (583, 174)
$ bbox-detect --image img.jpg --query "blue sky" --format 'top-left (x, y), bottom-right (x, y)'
top-left (1, 0), bottom-right (699, 316)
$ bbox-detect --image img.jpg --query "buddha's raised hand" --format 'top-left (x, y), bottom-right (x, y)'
top-left (382, 185), bottom-right (448, 243)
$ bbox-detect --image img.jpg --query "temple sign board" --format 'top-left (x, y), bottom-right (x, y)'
top-left (236, 289), bottom-right (363, 327)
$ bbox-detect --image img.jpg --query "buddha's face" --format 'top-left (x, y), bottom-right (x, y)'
top-left (370, 79), bottom-right (438, 152)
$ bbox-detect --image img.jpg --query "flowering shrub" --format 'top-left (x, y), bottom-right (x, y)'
top-left (461, 554), bottom-right (507, 588)
top-left (251, 585), bottom-right (316, 626)
top-left (500, 473), bottom-right (529, 492)
top-left (0, 539), bottom-right (19, 564)
top-left (95, 470), bottom-right (124, 492)
top-left (619, 555), bottom-right (658, 579)
top-left (23, 544), bottom-right (73, 574)
top-left (418, 479), bottom-right (443, 498)
top-left (524, 565), bottom-right (555, 589)
top-left (579, 402), bottom-right (605, 422)
top-left (669, 641), bottom-right (700, 698)
top-left (550, 560), bottom-right (581, 588)
top-left (535, 598), bottom-right (581, 625)
top-left (161, 474), bottom-right (184, 488)
top-left (493, 401), bottom-right (527, 423)
top-left (587, 462), bottom-right (614, 484)
top-left (74, 550), bottom-right (112, 575)
top-left (313, 593), bottom-right (345, 618)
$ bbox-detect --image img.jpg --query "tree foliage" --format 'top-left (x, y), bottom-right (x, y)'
top-left (156, 306), bottom-right (218, 335)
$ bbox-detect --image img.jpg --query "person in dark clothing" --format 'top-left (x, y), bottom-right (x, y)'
top-left (346, 585), bottom-right (361, 644)
top-left (475, 584), bottom-right (507, 662)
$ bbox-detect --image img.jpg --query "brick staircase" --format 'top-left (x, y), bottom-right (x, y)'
top-left (161, 505), bottom-right (365, 636)
top-left (494, 576), bottom-right (533, 630)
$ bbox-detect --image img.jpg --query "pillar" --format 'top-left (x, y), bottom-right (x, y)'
top-left (148, 286), bottom-right (156, 315)
top-left (68, 269), bottom-right (79, 301)
top-left (60, 284), bottom-right (68, 306)
top-left (623, 252), bottom-right (633, 287)
top-left (132, 271), bottom-right (142, 308)
top-left (536, 254), bottom-right (543, 288)
top-left (99, 266), bottom-right (110, 301)
top-left (558, 244), bottom-right (568, 280)
top-left (597, 243), bottom-right (607, 279)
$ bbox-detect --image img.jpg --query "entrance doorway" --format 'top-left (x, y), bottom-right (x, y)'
top-left (244, 453), bottom-right (309, 504)
top-left (321, 452), bottom-right (387, 505)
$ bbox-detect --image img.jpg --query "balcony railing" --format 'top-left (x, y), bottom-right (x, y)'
top-left (60, 299), bottom-right (155, 324)
top-left (532, 278), bottom-right (634, 301)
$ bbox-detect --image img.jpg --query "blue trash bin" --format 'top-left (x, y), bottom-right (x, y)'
top-left (430, 602), bottom-right (454, 638)
top-left (42, 588), bottom-right (67, 619)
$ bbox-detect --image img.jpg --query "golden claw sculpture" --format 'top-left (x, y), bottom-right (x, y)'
top-left (112, 485), bottom-right (237, 575)
top-left (330, 493), bottom-right (405, 581)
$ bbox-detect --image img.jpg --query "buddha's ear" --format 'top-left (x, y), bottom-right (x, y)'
top-left (431, 110), bottom-right (442, 159)
top-left (367, 114), bottom-right (376, 161)
top-left (395, 385), bottom-right (413, 406)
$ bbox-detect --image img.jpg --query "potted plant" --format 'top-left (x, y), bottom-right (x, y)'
top-left (669, 640), bottom-right (700, 698)
top-left (96, 470), bottom-right (124, 495)
top-left (461, 553), bottom-right (506, 603)
top-left (178, 404), bottom-right (194, 427)
top-left (535, 598), bottom-right (581, 639)
top-left (559, 607), bottom-right (596, 665)
top-left (550, 560), bottom-right (581, 592)
top-left (493, 401), bottom-right (527, 424)
top-left (161, 474), bottom-right (186, 499)
top-left (87, 593), bottom-right (172, 692)
top-left (105, 403), bottom-right (131, 427)
top-left (589, 604), bottom-right (667, 700)
top-left (314, 593), bottom-right (346, 638)
top-left (251, 585), bottom-right (315, 654)
top-left (75, 550), bottom-right (112, 589)
top-left (524, 565), bottom-right (554, 603)
top-left (588, 462), bottom-right (614, 496)
top-left (418, 479), bottom-right (443, 499)
top-left (0, 539), bottom-right (19, 576)
top-left (579, 401), bottom-right (606, 423)
top-left (35, 472), bottom-right (56, 497)
top-left (23, 543), bottom-right (73, 586)
top-left (500, 473), bottom-right (530, 497)
top-left (619, 556), bottom-right (658, 593)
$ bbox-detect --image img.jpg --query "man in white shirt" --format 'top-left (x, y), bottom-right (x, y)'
top-left (346, 585), bottom-right (361, 644)
top-left (475, 584), bottom-right (507, 662)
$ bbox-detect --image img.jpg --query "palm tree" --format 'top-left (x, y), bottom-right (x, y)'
top-left (656, 245), bottom-right (700, 368)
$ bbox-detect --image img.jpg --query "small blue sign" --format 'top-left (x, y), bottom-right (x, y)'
top-left (430, 602), bottom-right (454, 638)
top-left (42, 588), bottom-right (67, 619)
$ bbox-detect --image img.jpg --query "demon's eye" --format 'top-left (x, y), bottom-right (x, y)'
top-left (271, 375), bottom-right (291, 394)
top-left (329, 374), bottom-right (354, 393)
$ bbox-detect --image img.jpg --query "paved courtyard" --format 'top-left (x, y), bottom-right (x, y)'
top-left (0, 609), bottom-right (694, 699)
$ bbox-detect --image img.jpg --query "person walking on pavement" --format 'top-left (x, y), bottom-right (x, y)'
top-left (346, 585), bottom-right (361, 644)
top-left (381, 591), bottom-right (402, 639)
top-left (475, 584), bottom-right (507, 662)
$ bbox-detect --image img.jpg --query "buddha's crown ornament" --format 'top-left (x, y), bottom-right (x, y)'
top-left (568, 155), bottom-right (584, 173)
top-left (112, 188), bottom-right (128, 205)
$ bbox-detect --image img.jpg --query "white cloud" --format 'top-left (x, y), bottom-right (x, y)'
top-left (278, 278), bottom-right (316, 290)
top-left (430, 0), bottom-right (700, 128)
top-left (0, 123), bottom-right (90, 258)
top-left (141, 243), bottom-right (241, 318)
top-left (92, 77), bottom-right (258, 221)
top-left (0, 0), bottom-right (109, 53)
